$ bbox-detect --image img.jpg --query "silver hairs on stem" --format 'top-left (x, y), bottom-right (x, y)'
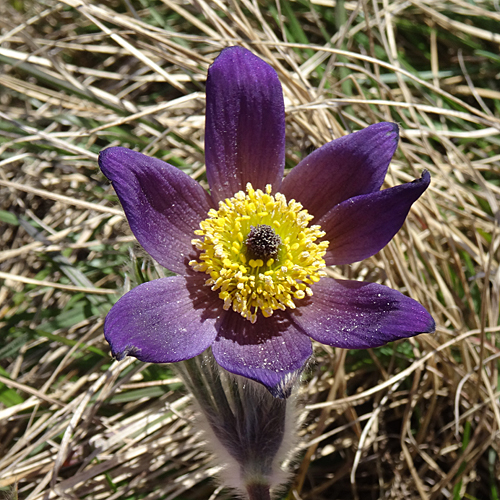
top-left (175, 350), bottom-right (299, 499)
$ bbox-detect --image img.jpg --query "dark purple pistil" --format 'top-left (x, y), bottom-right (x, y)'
top-left (245, 224), bottom-right (281, 260)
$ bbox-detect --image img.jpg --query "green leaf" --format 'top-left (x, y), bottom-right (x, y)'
top-left (0, 210), bottom-right (19, 225)
top-left (0, 333), bottom-right (29, 359)
top-left (34, 329), bottom-right (107, 357)
top-left (38, 300), bottom-right (104, 332)
top-left (0, 367), bottom-right (25, 406)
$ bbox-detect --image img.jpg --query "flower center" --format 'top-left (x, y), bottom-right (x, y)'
top-left (189, 183), bottom-right (329, 324)
top-left (246, 224), bottom-right (281, 260)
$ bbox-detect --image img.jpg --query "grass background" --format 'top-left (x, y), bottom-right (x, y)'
top-left (1, 0), bottom-right (499, 499)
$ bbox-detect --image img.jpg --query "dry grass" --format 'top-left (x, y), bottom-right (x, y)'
top-left (0, 0), bottom-right (499, 499)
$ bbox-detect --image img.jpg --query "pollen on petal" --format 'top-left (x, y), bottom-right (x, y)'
top-left (189, 183), bottom-right (329, 322)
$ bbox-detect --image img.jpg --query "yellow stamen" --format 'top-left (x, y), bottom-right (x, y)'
top-left (189, 183), bottom-right (329, 323)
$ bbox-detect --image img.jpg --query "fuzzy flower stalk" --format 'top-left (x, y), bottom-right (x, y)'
top-left (175, 352), bottom-right (297, 499)
top-left (99, 46), bottom-right (435, 498)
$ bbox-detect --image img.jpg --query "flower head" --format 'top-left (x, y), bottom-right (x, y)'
top-left (99, 46), bottom-right (435, 398)
top-left (189, 183), bottom-right (328, 323)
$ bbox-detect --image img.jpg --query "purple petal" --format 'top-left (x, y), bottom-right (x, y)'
top-left (282, 123), bottom-right (399, 219)
top-left (104, 276), bottom-right (221, 363)
top-left (320, 171), bottom-right (430, 265)
top-left (205, 46), bottom-right (285, 203)
top-left (99, 147), bottom-right (213, 275)
top-left (212, 310), bottom-right (312, 398)
top-left (292, 278), bottom-right (435, 348)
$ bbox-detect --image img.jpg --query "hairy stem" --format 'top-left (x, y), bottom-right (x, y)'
top-left (246, 482), bottom-right (272, 500)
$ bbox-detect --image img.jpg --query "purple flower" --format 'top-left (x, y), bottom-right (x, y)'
top-left (99, 46), bottom-right (434, 398)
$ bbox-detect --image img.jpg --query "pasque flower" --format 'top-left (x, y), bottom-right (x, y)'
top-left (99, 46), bottom-right (435, 398)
